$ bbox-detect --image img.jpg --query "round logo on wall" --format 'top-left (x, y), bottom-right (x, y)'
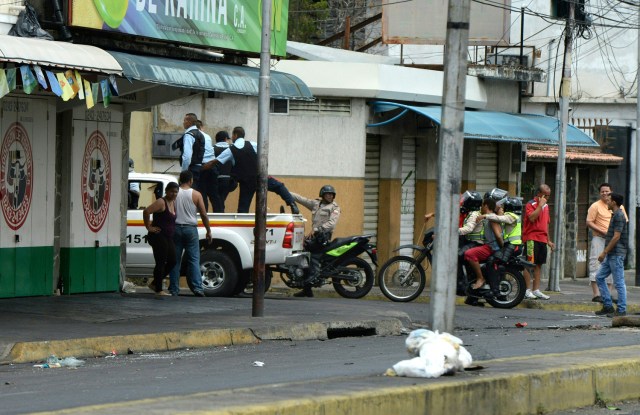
top-left (81, 130), bottom-right (111, 233)
top-left (0, 122), bottom-right (33, 231)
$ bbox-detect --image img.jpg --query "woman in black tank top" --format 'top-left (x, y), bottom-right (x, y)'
top-left (143, 182), bottom-right (179, 296)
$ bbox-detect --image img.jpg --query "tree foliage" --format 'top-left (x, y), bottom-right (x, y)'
top-left (288, 0), bottom-right (329, 43)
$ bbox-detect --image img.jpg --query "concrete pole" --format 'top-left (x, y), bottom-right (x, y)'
top-left (252, 0), bottom-right (272, 317)
top-left (549, 3), bottom-right (574, 292)
top-left (636, 9), bottom-right (640, 286)
top-left (429, 0), bottom-right (471, 333)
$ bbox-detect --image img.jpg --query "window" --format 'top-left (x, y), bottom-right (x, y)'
top-left (270, 98), bottom-right (289, 114)
top-left (128, 180), bottom-right (164, 210)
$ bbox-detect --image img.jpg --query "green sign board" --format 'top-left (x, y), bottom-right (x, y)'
top-left (69, 0), bottom-right (289, 56)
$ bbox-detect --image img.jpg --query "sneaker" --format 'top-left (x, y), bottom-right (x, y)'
top-left (591, 296), bottom-right (603, 303)
top-left (532, 290), bottom-right (550, 300)
top-left (607, 310), bottom-right (627, 317)
top-left (193, 291), bottom-right (205, 297)
top-left (524, 289), bottom-right (537, 300)
top-left (595, 305), bottom-right (615, 316)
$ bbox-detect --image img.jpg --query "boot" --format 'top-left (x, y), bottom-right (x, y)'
top-left (289, 201), bottom-right (300, 215)
top-left (293, 285), bottom-right (313, 297)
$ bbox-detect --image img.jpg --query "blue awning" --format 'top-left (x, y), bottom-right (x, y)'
top-left (108, 51), bottom-right (314, 101)
top-left (369, 101), bottom-right (599, 147)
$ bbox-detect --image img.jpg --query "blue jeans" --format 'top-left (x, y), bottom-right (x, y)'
top-left (596, 254), bottom-right (626, 313)
top-left (169, 225), bottom-right (203, 295)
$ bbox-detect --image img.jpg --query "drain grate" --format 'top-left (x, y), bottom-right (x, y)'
top-left (326, 327), bottom-right (377, 339)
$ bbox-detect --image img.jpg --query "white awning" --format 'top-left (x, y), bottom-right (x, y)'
top-left (0, 35), bottom-right (122, 74)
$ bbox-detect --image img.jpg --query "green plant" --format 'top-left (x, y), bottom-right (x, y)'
top-left (595, 391), bottom-right (608, 408)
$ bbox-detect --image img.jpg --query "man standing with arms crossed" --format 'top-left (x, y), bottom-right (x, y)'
top-left (594, 192), bottom-right (628, 317)
top-left (169, 170), bottom-right (212, 297)
top-left (522, 184), bottom-right (555, 300)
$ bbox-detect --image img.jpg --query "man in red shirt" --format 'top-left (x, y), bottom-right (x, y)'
top-left (522, 184), bottom-right (556, 300)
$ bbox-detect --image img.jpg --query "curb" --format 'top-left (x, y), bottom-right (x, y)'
top-left (0, 318), bottom-right (405, 365)
top-left (269, 286), bottom-right (640, 314)
top-left (35, 346), bottom-right (640, 415)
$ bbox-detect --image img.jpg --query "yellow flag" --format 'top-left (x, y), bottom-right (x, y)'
top-left (64, 70), bottom-right (79, 98)
top-left (56, 72), bottom-right (74, 101)
top-left (84, 79), bottom-right (94, 109)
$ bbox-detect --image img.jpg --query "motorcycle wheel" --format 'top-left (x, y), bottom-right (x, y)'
top-left (486, 267), bottom-right (526, 309)
top-left (378, 256), bottom-right (426, 302)
top-left (332, 257), bottom-right (374, 299)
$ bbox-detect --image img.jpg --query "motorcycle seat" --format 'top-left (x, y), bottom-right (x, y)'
top-left (325, 236), bottom-right (359, 250)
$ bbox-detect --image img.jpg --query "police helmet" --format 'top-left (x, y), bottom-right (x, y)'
top-left (484, 188), bottom-right (508, 201)
top-left (497, 196), bottom-right (523, 214)
top-left (460, 190), bottom-right (483, 213)
top-left (319, 185), bottom-right (336, 197)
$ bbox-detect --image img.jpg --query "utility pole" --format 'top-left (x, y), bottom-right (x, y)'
top-left (430, 0), bottom-right (471, 333)
top-left (252, 0), bottom-right (272, 317)
top-left (549, 2), bottom-right (574, 291)
top-left (636, 8), bottom-right (640, 287)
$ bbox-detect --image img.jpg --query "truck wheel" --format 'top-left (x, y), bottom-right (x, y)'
top-left (200, 250), bottom-right (237, 297)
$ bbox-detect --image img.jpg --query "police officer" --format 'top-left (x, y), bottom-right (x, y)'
top-left (179, 113), bottom-right (206, 193)
top-left (290, 185), bottom-right (341, 297)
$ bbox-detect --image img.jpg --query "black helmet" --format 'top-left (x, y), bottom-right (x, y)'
top-left (498, 196), bottom-right (523, 214)
top-left (460, 190), bottom-right (482, 213)
top-left (484, 188), bottom-right (508, 201)
top-left (319, 185), bottom-right (336, 197)
top-left (128, 158), bottom-right (134, 169)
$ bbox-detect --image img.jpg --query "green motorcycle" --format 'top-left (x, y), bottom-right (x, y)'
top-left (272, 234), bottom-right (377, 299)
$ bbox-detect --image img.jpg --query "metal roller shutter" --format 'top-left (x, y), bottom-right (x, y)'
top-left (475, 142), bottom-right (498, 194)
top-left (399, 137), bottom-right (416, 256)
top-left (363, 135), bottom-right (380, 269)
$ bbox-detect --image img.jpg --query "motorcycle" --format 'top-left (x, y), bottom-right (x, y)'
top-left (271, 234), bottom-right (377, 299)
top-left (378, 228), bottom-right (530, 308)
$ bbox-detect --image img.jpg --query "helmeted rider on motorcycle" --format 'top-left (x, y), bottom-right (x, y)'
top-left (478, 196), bottom-right (523, 298)
top-left (457, 191), bottom-right (484, 295)
top-left (290, 185), bottom-right (341, 297)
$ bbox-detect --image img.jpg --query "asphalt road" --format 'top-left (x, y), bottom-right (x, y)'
top-left (1, 300), bottom-right (639, 414)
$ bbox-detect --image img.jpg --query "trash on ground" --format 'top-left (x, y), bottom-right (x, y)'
top-left (386, 329), bottom-right (472, 378)
top-left (34, 355), bottom-right (85, 368)
top-left (515, 322), bottom-right (528, 328)
top-left (252, 361), bottom-right (265, 367)
top-left (121, 281), bottom-right (136, 293)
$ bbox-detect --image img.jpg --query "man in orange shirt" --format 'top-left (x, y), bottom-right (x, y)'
top-left (586, 183), bottom-right (627, 303)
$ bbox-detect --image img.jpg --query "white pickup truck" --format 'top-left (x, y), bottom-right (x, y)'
top-left (126, 173), bottom-right (306, 296)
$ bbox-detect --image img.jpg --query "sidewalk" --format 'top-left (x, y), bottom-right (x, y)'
top-left (1, 271), bottom-right (639, 414)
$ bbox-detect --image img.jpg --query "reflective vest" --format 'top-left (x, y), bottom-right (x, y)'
top-left (465, 211), bottom-right (484, 242)
top-left (503, 212), bottom-right (522, 245)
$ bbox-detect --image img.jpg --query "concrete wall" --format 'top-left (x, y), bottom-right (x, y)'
top-left (134, 94), bottom-right (368, 239)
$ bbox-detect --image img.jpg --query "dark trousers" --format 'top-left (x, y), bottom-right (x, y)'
top-left (147, 232), bottom-right (177, 292)
top-left (216, 177), bottom-right (237, 213)
top-left (237, 176), bottom-right (257, 213)
top-left (200, 168), bottom-right (218, 212)
top-left (267, 176), bottom-right (294, 205)
top-left (190, 165), bottom-right (203, 195)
